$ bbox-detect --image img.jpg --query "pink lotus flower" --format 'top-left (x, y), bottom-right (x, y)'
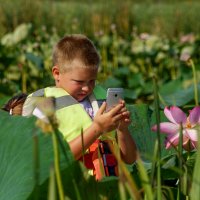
top-left (151, 106), bottom-right (200, 151)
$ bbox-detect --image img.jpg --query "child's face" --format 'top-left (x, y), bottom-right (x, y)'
top-left (53, 60), bottom-right (98, 102)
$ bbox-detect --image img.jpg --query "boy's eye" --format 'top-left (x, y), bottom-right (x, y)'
top-left (89, 80), bottom-right (95, 84)
top-left (73, 79), bottom-right (96, 85)
top-left (74, 80), bottom-right (84, 83)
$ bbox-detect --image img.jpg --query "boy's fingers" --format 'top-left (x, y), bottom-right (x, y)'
top-left (125, 118), bottom-right (131, 122)
top-left (119, 100), bottom-right (125, 105)
top-left (113, 114), bottom-right (123, 122)
top-left (109, 104), bottom-right (123, 116)
top-left (98, 101), bottom-right (106, 114)
top-left (120, 107), bottom-right (127, 112)
top-left (122, 111), bottom-right (130, 116)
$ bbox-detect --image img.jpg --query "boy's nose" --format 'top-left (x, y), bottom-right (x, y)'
top-left (82, 85), bottom-right (90, 92)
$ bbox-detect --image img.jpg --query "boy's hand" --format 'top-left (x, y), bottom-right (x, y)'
top-left (117, 110), bottom-right (131, 131)
top-left (93, 101), bottom-right (124, 133)
top-left (117, 100), bottom-right (131, 131)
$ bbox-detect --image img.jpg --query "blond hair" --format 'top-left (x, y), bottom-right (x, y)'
top-left (52, 34), bottom-right (100, 72)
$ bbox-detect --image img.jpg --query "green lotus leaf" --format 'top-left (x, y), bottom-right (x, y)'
top-left (0, 111), bottom-right (74, 200)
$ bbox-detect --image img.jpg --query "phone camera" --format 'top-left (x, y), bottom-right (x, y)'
top-left (115, 94), bottom-right (118, 97)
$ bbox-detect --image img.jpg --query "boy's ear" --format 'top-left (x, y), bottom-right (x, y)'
top-left (52, 66), bottom-right (60, 83)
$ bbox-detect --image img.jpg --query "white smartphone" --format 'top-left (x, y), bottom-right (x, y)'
top-left (106, 88), bottom-right (124, 111)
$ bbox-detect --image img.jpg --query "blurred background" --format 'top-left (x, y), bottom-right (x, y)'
top-left (1, 2), bottom-right (200, 199)
top-left (0, 0), bottom-right (200, 107)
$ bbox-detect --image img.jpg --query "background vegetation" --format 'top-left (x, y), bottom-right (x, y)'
top-left (1, 1), bottom-right (200, 200)
top-left (0, 0), bottom-right (200, 38)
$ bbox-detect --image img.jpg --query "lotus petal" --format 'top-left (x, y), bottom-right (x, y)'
top-left (189, 106), bottom-right (200, 125)
top-left (165, 134), bottom-right (179, 149)
top-left (164, 107), bottom-right (178, 124)
top-left (170, 106), bottom-right (187, 125)
top-left (185, 129), bottom-right (198, 142)
top-left (152, 122), bottom-right (179, 134)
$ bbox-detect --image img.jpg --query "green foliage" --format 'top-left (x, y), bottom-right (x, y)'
top-left (160, 83), bottom-right (200, 108)
top-left (1, 2), bottom-right (200, 199)
top-left (0, 110), bottom-right (120, 200)
top-left (0, 111), bottom-right (74, 200)
top-left (1, 22), bottom-right (200, 108)
top-left (0, 101), bottom-right (199, 199)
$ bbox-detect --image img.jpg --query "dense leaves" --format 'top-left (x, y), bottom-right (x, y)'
top-left (1, 23), bottom-right (200, 109)
top-left (0, 6), bottom-right (200, 198)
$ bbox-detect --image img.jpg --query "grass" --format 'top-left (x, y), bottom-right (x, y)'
top-left (0, 0), bottom-right (200, 38)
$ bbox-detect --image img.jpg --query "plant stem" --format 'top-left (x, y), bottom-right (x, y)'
top-left (49, 117), bottom-right (69, 163)
top-left (33, 129), bottom-right (40, 200)
top-left (111, 30), bottom-right (118, 69)
top-left (178, 124), bottom-right (183, 200)
top-left (102, 45), bottom-right (108, 77)
top-left (150, 140), bottom-right (158, 187)
top-left (189, 59), bottom-right (199, 106)
top-left (152, 75), bottom-right (162, 200)
top-left (81, 128), bottom-right (85, 166)
top-left (48, 166), bottom-right (56, 200)
top-left (52, 133), bottom-right (65, 200)
top-left (152, 76), bottom-right (161, 157)
top-left (22, 63), bottom-right (27, 93)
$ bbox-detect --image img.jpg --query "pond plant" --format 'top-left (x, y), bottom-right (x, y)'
top-left (152, 106), bottom-right (199, 151)
top-left (1, 24), bottom-right (200, 199)
top-left (1, 74), bottom-right (200, 200)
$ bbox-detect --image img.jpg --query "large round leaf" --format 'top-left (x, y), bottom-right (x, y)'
top-left (127, 104), bottom-right (173, 160)
top-left (0, 111), bottom-right (74, 200)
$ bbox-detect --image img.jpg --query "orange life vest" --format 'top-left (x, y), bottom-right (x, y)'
top-left (79, 139), bottom-right (118, 180)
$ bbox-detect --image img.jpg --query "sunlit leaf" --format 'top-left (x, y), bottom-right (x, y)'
top-left (13, 23), bottom-right (32, 44)
top-left (1, 23), bottom-right (31, 47)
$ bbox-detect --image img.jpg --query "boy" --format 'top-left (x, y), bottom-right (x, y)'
top-left (23, 34), bottom-right (137, 179)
